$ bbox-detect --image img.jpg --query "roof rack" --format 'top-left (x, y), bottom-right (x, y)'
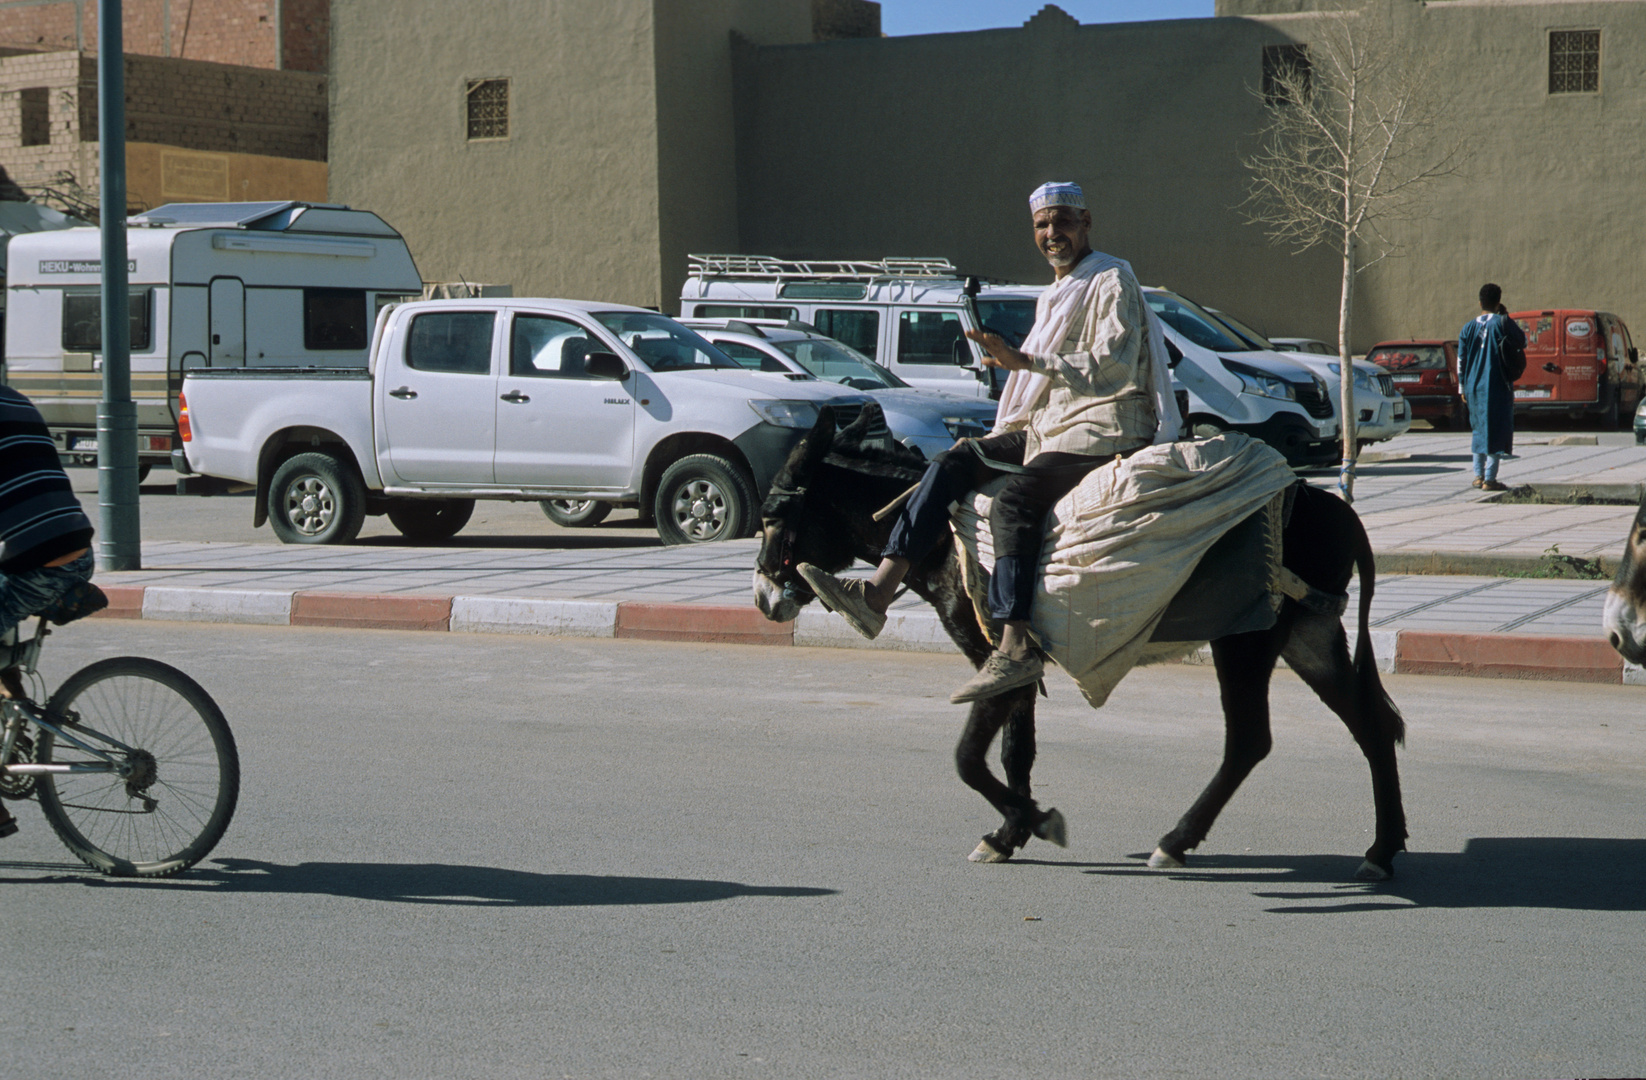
top-left (687, 253), bottom-right (961, 281)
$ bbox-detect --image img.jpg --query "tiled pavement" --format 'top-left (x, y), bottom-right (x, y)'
top-left (100, 540), bottom-right (1617, 639)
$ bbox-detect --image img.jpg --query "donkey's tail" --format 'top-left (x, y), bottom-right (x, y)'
top-left (1351, 516), bottom-right (1407, 746)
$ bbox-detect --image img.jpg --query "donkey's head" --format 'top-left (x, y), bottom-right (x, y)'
top-left (752, 402), bottom-right (921, 623)
top-left (1603, 493), bottom-right (1646, 664)
top-left (753, 406), bottom-right (842, 623)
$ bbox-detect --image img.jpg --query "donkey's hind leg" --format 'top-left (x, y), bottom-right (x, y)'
top-left (1150, 627), bottom-right (1284, 868)
top-left (1281, 613), bottom-right (1409, 880)
top-left (957, 684), bottom-right (1061, 862)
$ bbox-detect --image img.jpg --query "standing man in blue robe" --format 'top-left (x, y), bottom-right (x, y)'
top-left (1458, 283), bottom-right (1525, 491)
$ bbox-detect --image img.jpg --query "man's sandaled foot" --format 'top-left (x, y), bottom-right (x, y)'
top-left (796, 563), bottom-right (887, 641)
top-left (0, 810), bottom-right (18, 839)
top-left (951, 649), bottom-right (1045, 704)
top-left (0, 666), bottom-right (24, 701)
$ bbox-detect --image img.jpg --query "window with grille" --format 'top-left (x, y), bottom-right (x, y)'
top-left (1549, 30), bottom-right (1600, 94)
top-left (1261, 44), bottom-right (1311, 106)
top-left (466, 78), bottom-right (509, 140)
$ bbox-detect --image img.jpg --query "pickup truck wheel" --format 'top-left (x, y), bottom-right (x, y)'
top-left (540, 499), bottom-right (611, 528)
top-left (653, 454), bottom-right (755, 545)
top-left (268, 452), bottom-right (366, 545)
top-left (387, 498), bottom-right (475, 542)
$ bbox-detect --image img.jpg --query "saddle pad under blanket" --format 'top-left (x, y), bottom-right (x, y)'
top-left (950, 432), bottom-right (1298, 708)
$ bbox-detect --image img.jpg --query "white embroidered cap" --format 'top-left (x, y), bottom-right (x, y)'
top-left (1029, 182), bottom-right (1085, 213)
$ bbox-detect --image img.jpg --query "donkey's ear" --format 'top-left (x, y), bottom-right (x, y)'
top-left (769, 405), bottom-right (836, 494)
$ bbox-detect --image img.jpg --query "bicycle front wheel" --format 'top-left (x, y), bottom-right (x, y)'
top-left (36, 657), bottom-right (239, 878)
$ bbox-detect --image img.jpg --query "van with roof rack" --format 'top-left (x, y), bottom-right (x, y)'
top-left (679, 254), bottom-right (1038, 400)
top-left (2, 201), bottom-right (424, 477)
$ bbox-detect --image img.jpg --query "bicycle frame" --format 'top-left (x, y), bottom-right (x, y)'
top-left (1, 617), bottom-right (141, 782)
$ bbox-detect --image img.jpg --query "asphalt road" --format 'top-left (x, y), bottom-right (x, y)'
top-left (3, 622), bottom-right (1643, 1079)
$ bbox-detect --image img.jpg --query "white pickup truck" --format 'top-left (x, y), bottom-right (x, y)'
top-left (174, 298), bottom-right (873, 544)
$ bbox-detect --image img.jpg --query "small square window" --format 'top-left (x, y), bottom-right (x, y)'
top-left (466, 78), bottom-right (509, 140)
top-left (1549, 29), bottom-right (1600, 94)
top-left (303, 288), bottom-right (368, 350)
top-left (1262, 44), bottom-right (1311, 106)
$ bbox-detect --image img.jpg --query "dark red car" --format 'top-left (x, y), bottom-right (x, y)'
top-left (1364, 339), bottom-right (1465, 427)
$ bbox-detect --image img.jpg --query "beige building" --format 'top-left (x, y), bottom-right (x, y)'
top-left (330, 0), bottom-right (1646, 349)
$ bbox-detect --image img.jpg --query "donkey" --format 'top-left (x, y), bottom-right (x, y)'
top-left (754, 407), bottom-right (1410, 880)
top-left (1602, 493), bottom-right (1646, 665)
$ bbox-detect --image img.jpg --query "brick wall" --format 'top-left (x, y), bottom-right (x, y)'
top-left (0, 1), bottom-right (328, 72)
top-left (0, 48), bottom-right (325, 205)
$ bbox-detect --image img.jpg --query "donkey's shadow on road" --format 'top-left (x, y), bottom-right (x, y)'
top-left (0, 857), bottom-right (836, 907)
top-left (1075, 837), bottom-right (1646, 913)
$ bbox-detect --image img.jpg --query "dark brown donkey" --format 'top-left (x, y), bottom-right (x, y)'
top-left (753, 406), bottom-right (1409, 880)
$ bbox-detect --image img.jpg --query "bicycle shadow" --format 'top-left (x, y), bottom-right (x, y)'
top-left (1082, 837), bottom-right (1646, 914)
top-left (0, 857), bottom-right (838, 908)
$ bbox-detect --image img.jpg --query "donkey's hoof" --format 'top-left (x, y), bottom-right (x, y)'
top-left (968, 838), bottom-right (1011, 863)
top-left (1033, 808), bottom-right (1068, 848)
top-left (1354, 859), bottom-right (1392, 882)
top-left (1147, 846), bottom-right (1185, 869)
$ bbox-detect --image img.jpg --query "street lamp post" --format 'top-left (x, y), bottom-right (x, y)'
top-left (97, 0), bottom-right (139, 570)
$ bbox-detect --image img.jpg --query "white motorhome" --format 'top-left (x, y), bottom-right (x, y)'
top-left (3, 200), bottom-right (422, 473)
top-left (680, 254), bottom-right (1042, 400)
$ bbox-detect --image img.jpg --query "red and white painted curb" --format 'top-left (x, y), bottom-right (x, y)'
top-left (93, 585), bottom-right (1643, 686)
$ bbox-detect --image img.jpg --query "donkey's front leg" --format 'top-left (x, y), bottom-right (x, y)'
top-left (956, 685), bottom-right (1063, 862)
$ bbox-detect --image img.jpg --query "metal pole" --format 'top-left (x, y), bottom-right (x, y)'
top-left (97, 0), bottom-right (140, 570)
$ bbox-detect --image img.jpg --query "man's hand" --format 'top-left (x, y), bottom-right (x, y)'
top-left (965, 329), bottom-right (1030, 371)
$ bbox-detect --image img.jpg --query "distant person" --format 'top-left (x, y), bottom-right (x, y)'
top-left (1457, 283), bottom-right (1525, 491)
top-left (0, 385), bottom-right (94, 838)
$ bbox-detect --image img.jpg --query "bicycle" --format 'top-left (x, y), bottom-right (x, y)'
top-left (1, 583), bottom-right (239, 878)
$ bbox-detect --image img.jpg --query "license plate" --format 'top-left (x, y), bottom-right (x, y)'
top-left (1514, 388), bottom-right (1552, 399)
top-left (1392, 374), bottom-right (1421, 383)
top-left (70, 437), bottom-right (97, 453)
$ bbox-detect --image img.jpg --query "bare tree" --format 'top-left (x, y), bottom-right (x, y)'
top-left (1240, 0), bottom-right (1463, 502)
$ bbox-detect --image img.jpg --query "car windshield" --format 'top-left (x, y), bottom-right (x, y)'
top-left (1210, 310), bottom-right (1276, 351)
top-left (1367, 345), bottom-right (1448, 372)
top-left (977, 299), bottom-right (1037, 348)
top-left (1145, 292), bottom-right (1246, 353)
top-left (593, 311), bottom-right (741, 371)
top-left (776, 337), bottom-right (908, 390)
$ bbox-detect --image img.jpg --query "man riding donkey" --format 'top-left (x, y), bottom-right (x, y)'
top-left (799, 181), bottom-right (1179, 703)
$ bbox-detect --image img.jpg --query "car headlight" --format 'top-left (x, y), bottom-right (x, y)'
top-left (748, 399), bottom-right (821, 429)
top-left (1328, 362), bottom-right (1379, 396)
top-left (944, 415), bottom-right (992, 439)
top-left (1224, 359), bottom-right (1296, 401)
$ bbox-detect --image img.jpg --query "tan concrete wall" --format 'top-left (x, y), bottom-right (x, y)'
top-left (738, 0), bottom-right (1646, 352)
top-left (652, 0), bottom-right (811, 307)
top-left (329, 0), bottom-right (666, 305)
top-left (1230, 0), bottom-right (1646, 349)
top-left (126, 141), bottom-right (327, 209)
top-left (734, 15), bottom-right (1341, 331)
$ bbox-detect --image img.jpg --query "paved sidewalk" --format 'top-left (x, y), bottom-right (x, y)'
top-left (89, 537), bottom-right (1639, 686)
top-left (72, 432), bottom-right (1645, 686)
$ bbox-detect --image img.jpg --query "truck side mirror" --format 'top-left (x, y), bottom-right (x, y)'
top-left (1164, 339), bottom-right (1184, 369)
top-left (952, 336), bottom-right (973, 366)
top-left (585, 351), bottom-right (627, 380)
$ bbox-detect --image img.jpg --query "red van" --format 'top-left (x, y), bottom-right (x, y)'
top-left (1364, 339), bottom-right (1465, 427)
top-left (1508, 309), bottom-right (1642, 426)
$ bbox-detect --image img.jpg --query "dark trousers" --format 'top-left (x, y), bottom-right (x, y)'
top-left (882, 430), bottom-right (1109, 622)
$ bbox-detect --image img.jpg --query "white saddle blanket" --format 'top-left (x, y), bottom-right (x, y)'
top-left (950, 433), bottom-right (1298, 708)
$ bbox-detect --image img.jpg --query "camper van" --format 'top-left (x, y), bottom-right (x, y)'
top-left (2, 201), bottom-right (423, 472)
